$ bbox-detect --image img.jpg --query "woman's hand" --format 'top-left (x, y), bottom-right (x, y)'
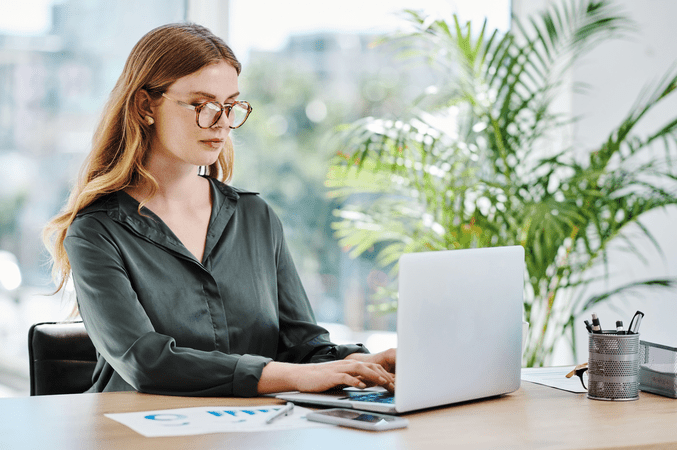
top-left (294, 358), bottom-right (395, 393)
top-left (344, 348), bottom-right (396, 374)
top-left (257, 356), bottom-right (395, 395)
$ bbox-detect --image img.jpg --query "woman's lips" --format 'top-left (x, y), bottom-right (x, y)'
top-left (200, 139), bottom-right (224, 149)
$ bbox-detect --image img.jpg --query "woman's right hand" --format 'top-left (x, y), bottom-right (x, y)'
top-left (257, 359), bottom-right (395, 394)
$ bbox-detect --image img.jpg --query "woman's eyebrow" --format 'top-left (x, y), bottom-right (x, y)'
top-left (188, 90), bottom-right (240, 101)
top-left (189, 90), bottom-right (216, 99)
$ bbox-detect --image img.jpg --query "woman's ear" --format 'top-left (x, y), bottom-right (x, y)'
top-left (135, 89), bottom-right (156, 125)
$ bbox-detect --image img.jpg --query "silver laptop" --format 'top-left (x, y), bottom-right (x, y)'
top-left (277, 246), bottom-right (524, 414)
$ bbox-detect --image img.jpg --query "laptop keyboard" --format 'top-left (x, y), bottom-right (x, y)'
top-left (343, 392), bottom-right (395, 404)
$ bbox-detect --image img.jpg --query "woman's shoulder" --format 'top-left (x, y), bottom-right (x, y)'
top-left (66, 194), bottom-right (119, 238)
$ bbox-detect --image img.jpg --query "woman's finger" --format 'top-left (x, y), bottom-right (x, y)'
top-left (336, 373), bottom-right (366, 389)
top-left (343, 361), bottom-right (394, 386)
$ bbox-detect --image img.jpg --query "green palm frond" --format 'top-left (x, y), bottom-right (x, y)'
top-left (578, 279), bottom-right (677, 313)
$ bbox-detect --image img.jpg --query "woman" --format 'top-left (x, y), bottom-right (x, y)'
top-left (43, 23), bottom-right (395, 397)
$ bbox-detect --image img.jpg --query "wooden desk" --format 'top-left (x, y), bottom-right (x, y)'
top-left (1, 381), bottom-right (676, 450)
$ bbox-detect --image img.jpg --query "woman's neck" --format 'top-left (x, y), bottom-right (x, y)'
top-left (126, 158), bottom-right (210, 212)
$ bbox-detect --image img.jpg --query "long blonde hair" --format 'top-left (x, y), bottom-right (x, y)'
top-left (43, 23), bottom-right (241, 293)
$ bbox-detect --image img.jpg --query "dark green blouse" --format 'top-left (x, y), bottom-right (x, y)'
top-left (64, 177), bottom-right (366, 397)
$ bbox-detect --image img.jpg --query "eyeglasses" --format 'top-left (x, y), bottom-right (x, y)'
top-left (161, 93), bottom-right (252, 129)
top-left (565, 362), bottom-right (588, 390)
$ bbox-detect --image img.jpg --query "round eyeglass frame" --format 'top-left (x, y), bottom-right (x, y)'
top-left (160, 93), bottom-right (252, 129)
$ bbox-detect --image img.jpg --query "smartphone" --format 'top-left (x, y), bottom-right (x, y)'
top-left (306, 408), bottom-right (408, 431)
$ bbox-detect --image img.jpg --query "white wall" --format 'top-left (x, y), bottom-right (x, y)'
top-left (513, 0), bottom-right (677, 364)
top-left (186, 0), bottom-right (230, 40)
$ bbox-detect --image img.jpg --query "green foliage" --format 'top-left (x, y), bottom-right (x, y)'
top-left (327, 0), bottom-right (677, 366)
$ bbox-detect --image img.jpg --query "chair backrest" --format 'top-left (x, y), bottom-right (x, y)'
top-left (28, 321), bottom-right (97, 395)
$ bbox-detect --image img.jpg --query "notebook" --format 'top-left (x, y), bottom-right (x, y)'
top-left (276, 245), bottom-right (525, 414)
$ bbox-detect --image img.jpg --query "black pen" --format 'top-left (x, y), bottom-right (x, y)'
top-left (591, 313), bottom-right (603, 333)
top-left (616, 320), bottom-right (625, 335)
top-left (628, 311), bottom-right (644, 334)
top-left (584, 320), bottom-right (593, 333)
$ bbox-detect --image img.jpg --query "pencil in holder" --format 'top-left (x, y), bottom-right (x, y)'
top-left (587, 332), bottom-right (640, 401)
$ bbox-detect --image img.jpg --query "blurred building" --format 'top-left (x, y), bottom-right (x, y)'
top-left (251, 31), bottom-right (435, 119)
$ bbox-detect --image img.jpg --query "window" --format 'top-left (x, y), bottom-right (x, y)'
top-left (0, 2), bottom-right (511, 397)
top-left (226, 0), bottom-right (511, 331)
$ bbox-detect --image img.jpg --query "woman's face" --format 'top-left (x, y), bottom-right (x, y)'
top-left (148, 60), bottom-right (239, 170)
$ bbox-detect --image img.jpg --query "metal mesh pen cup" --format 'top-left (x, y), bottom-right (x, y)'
top-left (588, 332), bottom-right (640, 401)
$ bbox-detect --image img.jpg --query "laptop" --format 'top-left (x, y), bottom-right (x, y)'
top-left (276, 245), bottom-right (525, 414)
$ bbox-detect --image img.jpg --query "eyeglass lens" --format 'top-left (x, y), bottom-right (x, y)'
top-left (198, 102), bottom-right (249, 128)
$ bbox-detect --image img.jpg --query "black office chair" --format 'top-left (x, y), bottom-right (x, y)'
top-left (28, 321), bottom-right (97, 395)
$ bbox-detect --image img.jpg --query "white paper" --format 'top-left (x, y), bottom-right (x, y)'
top-left (105, 404), bottom-right (330, 437)
top-left (521, 366), bottom-right (588, 393)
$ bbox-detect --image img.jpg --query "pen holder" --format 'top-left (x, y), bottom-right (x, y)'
top-left (587, 332), bottom-right (640, 401)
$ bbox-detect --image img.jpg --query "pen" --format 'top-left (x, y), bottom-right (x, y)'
top-left (616, 320), bottom-right (625, 335)
top-left (584, 320), bottom-right (593, 333)
top-left (266, 402), bottom-right (294, 424)
top-left (628, 311), bottom-right (644, 334)
top-left (591, 313), bottom-right (602, 333)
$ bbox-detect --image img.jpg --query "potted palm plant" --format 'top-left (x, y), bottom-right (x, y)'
top-left (326, 0), bottom-right (677, 366)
